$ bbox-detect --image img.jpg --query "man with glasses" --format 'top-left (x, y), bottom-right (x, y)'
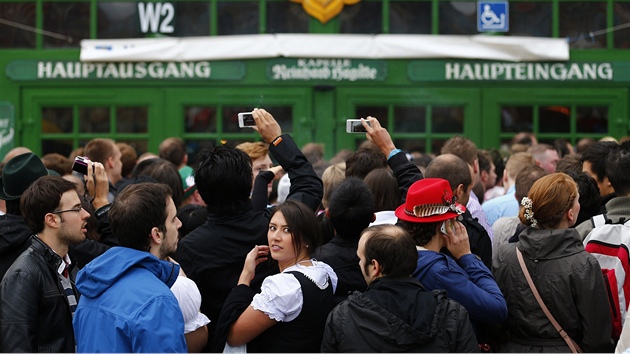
top-left (0, 175), bottom-right (90, 352)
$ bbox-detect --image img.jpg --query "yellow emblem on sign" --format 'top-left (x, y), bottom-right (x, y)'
top-left (290, 0), bottom-right (361, 24)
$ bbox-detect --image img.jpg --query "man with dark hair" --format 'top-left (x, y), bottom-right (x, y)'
top-left (556, 154), bottom-right (583, 174)
top-left (84, 138), bottom-right (123, 202)
top-left (41, 152), bottom-right (73, 175)
top-left (568, 171), bottom-right (601, 226)
top-left (345, 147), bottom-right (387, 180)
top-left (0, 152), bottom-right (54, 279)
top-left (580, 141), bottom-right (618, 212)
top-left (73, 182), bottom-right (187, 352)
top-left (158, 137), bottom-right (204, 207)
top-left (424, 154), bottom-right (493, 269)
top-left (1, 176), bottom-right (89, 352)
top-left (321, 224), bottom-right (477, 352)
top-left (174, 108), bottom-right (322, 351)
top-left (314, 177), bottom-right (374, 304)
top-left (578, 141), bottom-right (630, 239)
top-left (477, 150), bottom-right (496, 199)
top-left (484, 148), bottom-right (507, 201)
top-left (116, 142), bottom-right (138, 179)
top-left (159, 137), bottom-right (188, 168)
top-left (441, 136), bottom-right (494, 242)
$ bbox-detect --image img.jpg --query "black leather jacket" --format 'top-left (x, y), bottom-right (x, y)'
top-left (0, 214), bottom-right (33, 280)
top-left (0, 236), bottom-right (77, 352)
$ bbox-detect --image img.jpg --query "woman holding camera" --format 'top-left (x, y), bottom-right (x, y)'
top-left (493, 173), bottom-right (613, 352)
top-left (218, 200), bottom-right (337, 352)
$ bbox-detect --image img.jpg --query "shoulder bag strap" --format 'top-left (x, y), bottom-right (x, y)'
top-left (516, 247), bottom-right (583, 353)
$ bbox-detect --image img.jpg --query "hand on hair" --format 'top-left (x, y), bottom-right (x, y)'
top-left (362, 116), bottom-right (397, 157)
top-left (442, 219), bottom-right (472, 260)
top-left (252, 108), bottom-right (282, 144)
top-left (238, 245), bottom-right (270, 286)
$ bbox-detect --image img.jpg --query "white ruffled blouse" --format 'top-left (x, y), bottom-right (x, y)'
top-left (251, 260), bottom-right (338, 322)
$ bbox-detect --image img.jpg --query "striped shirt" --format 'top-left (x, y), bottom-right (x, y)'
top-left (56, 254), bottom-right (78, 315)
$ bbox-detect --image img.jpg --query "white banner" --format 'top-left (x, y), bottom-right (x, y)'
top-left (80, 34), bottom-right (569, 63)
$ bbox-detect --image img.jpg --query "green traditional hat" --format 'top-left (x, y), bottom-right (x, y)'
top-left (179, 166), bottom-right (197, 199)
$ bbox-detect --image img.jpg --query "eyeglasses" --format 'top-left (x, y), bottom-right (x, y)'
top-left (50, 206), bottom-right (83, 214)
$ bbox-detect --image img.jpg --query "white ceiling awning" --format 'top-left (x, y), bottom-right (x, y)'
top-left (80, 33), bottom-right (569, 62)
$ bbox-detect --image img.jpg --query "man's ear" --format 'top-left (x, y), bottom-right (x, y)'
top-left (371, 259), bottom-right (381, 278)
top-left (602, 176), bottom-right (615, 194)
top-left (455, 183), bottom-right (466, 201)
top-left (473, 158), bottom-right (479, 175)
top-left (371, 213), bottom-right (376, 222)
top-left (150, 226), bottom-right (162, 246)
top-left (192, 190), bottom-right (204, 205)
top-left (106, 155), bottom-right (115, 169)
top-left (44, 213), bottom-right (59, 229)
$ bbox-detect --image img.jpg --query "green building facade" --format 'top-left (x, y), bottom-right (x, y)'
top-left (1, 0), bottom-right (629, 159)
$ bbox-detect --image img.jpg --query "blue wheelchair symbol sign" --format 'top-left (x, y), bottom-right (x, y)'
top-left (478, 1), bottom-right (509, 32)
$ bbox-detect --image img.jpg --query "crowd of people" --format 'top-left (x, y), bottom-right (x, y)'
top-left (0, 107), bottom-right (629, 353)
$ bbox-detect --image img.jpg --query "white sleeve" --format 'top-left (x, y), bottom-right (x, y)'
top-left (170, 276), bottom-right (211, 334)
top-left (251, 273), bottom-right (303, 322)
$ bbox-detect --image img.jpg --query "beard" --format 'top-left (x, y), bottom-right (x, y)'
top-left (158, 239), bottom-right (177, 260)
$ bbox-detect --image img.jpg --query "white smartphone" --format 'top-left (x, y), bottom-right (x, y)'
top-left (238, 112), bottom-right (256, 128)
top-left (346, 119), bottom-right (370, 133)
top-left (440, 221), bottom-right (448, 234)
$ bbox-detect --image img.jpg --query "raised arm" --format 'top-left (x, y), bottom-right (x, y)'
top-left (362, 116), bottom-right (422, 203)
top-left (253, 108), bottom-right (323, 211)
top-left (251, 166), bottom-right (284, 211)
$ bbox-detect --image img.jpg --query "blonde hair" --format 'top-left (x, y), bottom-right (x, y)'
top-left (519, 172), bottom-right (578, 229)
top-left (506, 152), bottom-right (536, 180)
top-left (322, 162), bottom-right (346, 208)
top-left (235, 142), bottom-right (269, 161)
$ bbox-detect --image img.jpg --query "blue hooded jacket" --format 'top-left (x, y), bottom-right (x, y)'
top-left (413, 250), bottom-right (507, 326)
top-left (73, 247), bottom-right (187, 353)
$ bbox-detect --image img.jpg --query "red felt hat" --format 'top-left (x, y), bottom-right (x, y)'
top-left (395, 178), bottom-right (466, 223)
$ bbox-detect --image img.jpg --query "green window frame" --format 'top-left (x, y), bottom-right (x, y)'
top-left (22, 88), bottom-right (160, 156)
top-left (335, 88), bottom-right (481, 154)
top-left (482, 88), bottom-right (629, 148)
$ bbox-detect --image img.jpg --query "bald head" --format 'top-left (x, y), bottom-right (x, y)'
top-left (3, 147), bottom-right (33, 163)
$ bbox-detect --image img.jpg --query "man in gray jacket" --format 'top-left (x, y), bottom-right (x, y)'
top-left (321, 224), bottom-right (477, 352)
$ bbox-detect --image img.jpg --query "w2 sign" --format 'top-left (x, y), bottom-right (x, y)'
top-left (138, 2), bottom-right (175, 33)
